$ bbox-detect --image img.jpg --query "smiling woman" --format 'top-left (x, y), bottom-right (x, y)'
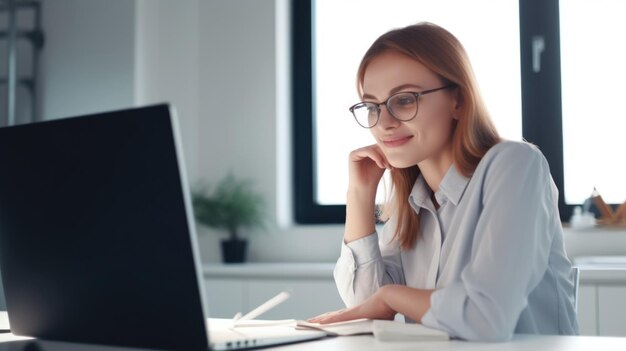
top-left (308, 22), bottom-right (579, 342)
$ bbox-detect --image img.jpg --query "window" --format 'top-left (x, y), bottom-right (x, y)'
top-left (559, 0), bottom-right (626, 204)
top-left (294, 0), bottom-right (617, 224)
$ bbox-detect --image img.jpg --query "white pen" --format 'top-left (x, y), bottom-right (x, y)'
top-left (234, 291), bottom-right (291, 324)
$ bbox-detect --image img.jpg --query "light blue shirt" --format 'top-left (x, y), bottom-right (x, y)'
top-left (334, 141), bottom-right (579, 341)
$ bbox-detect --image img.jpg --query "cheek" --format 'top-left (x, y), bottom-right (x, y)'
top-left (415, 106), bottom-right (456, 137)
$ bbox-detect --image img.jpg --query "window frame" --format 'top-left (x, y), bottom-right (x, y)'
top-left (292, 0), bottom-right (346, 223)
top-left (293, 0), bottom-right (577, 224)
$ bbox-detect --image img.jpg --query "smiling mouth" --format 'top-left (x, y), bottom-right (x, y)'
top-left (382, 136), bottom-right (413, 148)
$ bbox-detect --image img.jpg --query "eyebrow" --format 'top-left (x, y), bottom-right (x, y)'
top-left (362, 84), bottom-right (425, 101)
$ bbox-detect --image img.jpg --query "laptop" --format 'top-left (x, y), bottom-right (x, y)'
top-left (0, 104), bottom-right (326, 350)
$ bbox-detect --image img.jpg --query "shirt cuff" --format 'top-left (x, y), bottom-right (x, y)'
top-left (343, 232), bottom-right (381, 266)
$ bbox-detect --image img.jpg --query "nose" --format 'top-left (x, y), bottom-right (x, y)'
top-left (376, 105), bottom-right (400, 130)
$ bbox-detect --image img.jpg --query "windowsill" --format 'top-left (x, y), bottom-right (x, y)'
top-left (563, 227), bottom-right (626, 260)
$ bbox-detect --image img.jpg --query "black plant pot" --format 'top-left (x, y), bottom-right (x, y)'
top-left (221, 239), bottom-right (247, 263)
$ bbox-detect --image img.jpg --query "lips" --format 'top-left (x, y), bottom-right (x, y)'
top-left (381, 135), bottom-right (413, 148)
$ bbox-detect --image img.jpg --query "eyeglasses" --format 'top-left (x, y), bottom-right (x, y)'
top-left (348, 84), bottom-right (457, 128)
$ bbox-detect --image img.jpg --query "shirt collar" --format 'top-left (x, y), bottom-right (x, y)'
top-left (408, 164), bottom-right (470, 210)
top-left (409, 175), bottom-right (432, 213)
top-left (436, 164), bottom-right (470, 206)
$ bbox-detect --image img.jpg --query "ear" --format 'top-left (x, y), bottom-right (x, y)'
top-left (451, 89), bottom-right (462, 120)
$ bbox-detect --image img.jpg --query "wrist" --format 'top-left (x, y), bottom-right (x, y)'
top-left (346, 185), bottom-right (377, 200)
top-left (344, 188), bottom-right (377, 243)
top-left (375, 285), bottom-right (398, 319)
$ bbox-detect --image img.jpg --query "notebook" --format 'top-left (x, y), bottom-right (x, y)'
top-left (296, 319), bottom-right (450, 341)
top-left (0, 104), bottom-right (325, 350)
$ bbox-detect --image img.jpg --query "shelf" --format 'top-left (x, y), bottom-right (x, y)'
top-left (203, 262), bottom-right (335, 279)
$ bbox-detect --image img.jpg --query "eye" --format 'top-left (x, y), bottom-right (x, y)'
top-left (365, 103), bottom-right (379, 113)
top-left (390, 94), bottom-right (417, 110)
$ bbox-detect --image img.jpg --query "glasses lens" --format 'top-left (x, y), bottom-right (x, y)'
top-left (351, 103), bottom-right (378, 128)
top-left (388, 93), bottom-right (418, 121)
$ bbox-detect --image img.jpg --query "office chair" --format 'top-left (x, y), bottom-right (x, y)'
top-left (573, 266), bottom-right (580, 313)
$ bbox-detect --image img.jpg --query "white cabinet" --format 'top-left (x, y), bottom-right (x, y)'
top-left (202, 263), bottom-right (344, 320)
top-left (579, 284), bottom-right (626, 337)
top-left (576, 268), bottom-right (626, 336)
top-left (598, 286), bottom-right (626, 336)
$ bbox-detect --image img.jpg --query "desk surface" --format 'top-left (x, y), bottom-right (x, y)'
top-left (266, 334), bottom-right (626, 351)
top-left (2, 333), bottom-right (626, 351)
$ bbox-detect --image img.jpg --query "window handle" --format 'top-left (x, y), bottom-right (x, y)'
top-left (532, 36), bottom-right (545, 73)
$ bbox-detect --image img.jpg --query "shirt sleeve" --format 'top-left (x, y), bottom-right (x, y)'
top-left (421, 143), bottom-right (559, 341)
top-left (334, 221), bottom-right (405, 307)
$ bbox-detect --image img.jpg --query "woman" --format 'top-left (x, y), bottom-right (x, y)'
top-left (309, 22), bottom-right (579, 341)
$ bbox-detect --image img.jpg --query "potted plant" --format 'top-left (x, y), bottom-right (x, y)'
top-left (192, 174), bottom-right (265, 263)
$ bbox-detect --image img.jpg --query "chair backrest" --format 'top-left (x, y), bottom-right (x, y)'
top-left (573, 266), bottom-right (580, 313)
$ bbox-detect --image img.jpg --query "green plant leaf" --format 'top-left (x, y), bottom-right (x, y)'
top-left (191, 174), bottom-right (265, 240)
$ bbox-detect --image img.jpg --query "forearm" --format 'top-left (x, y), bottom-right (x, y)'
top-left (379, 285), bottom-right (434, 322)
top-left (310, 284), bottom-right (434, 324)
top-left (344, 187), bottom-right (377, 243)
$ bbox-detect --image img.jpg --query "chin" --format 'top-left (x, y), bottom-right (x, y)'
top-left (388, 159), bottom-right (418, 169)
top-left (383, 149), bottom-right (423, 169)
top-left (387, 153), bottom-right (427, 169)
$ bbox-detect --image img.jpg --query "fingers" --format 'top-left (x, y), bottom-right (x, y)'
top-left (307, 308), bottom-right (357, 325)
top-left (307, 309), bottom-right (344, 323)
top-left (316, 311), bottom-right (356, 324)
top-left (352, 146), bottom-right (389, 170)
top-left (310, 290), bottom-right (398, 324)
top-left (350, 144), bottom-right (391, 170)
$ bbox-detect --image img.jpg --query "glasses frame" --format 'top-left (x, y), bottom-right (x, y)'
top-left (348, 84), bottom-right (458, 128)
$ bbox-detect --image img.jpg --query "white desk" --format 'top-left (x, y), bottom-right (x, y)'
top-left (263, 334), bottom-right (626, 350)
top-left (2, 333), bottom-right (626, 351)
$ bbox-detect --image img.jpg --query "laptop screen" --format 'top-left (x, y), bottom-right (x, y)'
top-left (0, 105), bottom-right (210, 350)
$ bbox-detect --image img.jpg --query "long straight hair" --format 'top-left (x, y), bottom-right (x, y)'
top-left (357, 23), bottom-right (501, 249)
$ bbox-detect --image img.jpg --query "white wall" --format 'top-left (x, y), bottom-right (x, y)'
top-left (134, 0), bottom-right (200, 181)
top-left (41, 0), bottom-right (135, 119)
top-left (38, 0), bottom-right (344, 263)
top-left (196, 0), bottom-right (343, 262)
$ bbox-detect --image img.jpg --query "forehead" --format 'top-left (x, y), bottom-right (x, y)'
top-left (361, 51), bottom-right (441, 99)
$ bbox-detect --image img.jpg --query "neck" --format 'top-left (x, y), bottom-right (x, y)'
top-left (418, 146), bottom-right (454, 193)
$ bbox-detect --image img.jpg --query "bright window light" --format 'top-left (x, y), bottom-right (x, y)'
top-left (560, 0), bottom-right (626, 204)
